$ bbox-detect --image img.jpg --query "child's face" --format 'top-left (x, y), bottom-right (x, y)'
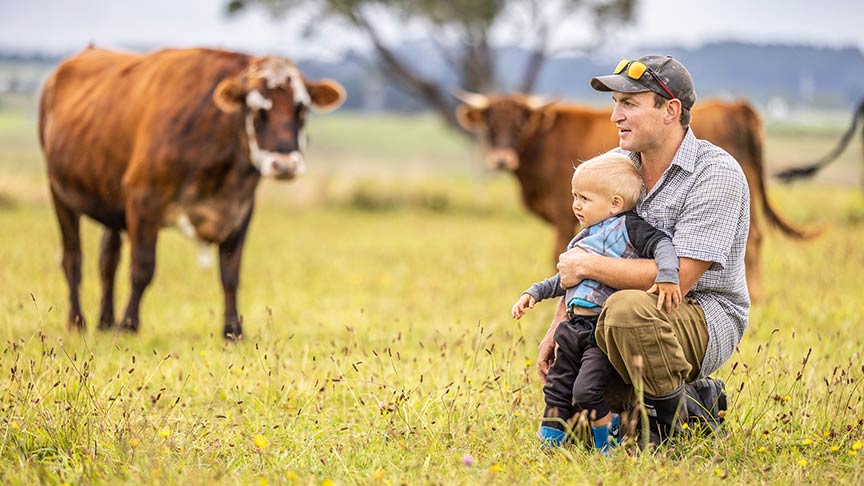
top-left (571, 174), bottom-right (623, 228)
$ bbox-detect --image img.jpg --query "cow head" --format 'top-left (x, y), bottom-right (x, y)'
top-left (213, 56), bottom-right (346, 180)
top-left (455, 92), bottom-right (558, 171)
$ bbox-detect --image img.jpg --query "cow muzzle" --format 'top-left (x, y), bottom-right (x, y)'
top-left (485, 147), bottom-right (519, 171)
top-left (258, 150), bottom-right (305, 180)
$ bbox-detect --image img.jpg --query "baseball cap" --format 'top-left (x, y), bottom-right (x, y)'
top-left (590, 55), bottom-right (696, 110)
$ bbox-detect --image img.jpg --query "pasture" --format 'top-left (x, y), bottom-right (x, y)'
top-left (1, 104), bottom-right (863, 485)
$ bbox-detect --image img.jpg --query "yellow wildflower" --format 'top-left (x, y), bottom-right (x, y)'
top-left (129, 438), bottom-right (140, 449)
top-left (757, 446), bottom-right (767, 453)
top-left (321, 480), bottom-right (335, 486)
top-left (10, 421), bottom-right (20, 430)
top-left (853, 440), bottom-right (863, 451)
top-left (797, 459), bottom-right (808, 467)
top-left (524, 360), bottom-right (533, 367)
top-left (158, 427), bottom-right (171, 438)
top-left (830, 445), bottom-right (840, 452)
top-left (680, 423), bottom-right (689, 430)
top-left (802, 439), bottom-right (813, 446)
top-left (253, 434), bottom-right (269, 450)
top-left (489, 464), bottom-right (502, 472)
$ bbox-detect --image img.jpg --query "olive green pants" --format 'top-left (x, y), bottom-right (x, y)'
top-left (595, 290), bottom-right (709, 397)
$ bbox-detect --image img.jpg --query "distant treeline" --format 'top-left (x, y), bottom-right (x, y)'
top-left (2, 41), bottom-right (863, 112)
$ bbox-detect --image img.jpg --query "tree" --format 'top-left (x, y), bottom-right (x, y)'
top-left (226, 0), bottom-right (635, 131)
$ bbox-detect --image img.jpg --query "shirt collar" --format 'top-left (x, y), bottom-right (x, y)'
top-left (625, 127), bottom-right (698, 174)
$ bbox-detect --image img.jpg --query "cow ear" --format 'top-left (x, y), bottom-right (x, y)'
top-left (535, 108), bottom-right (558, 134)
top-left (456, 105), bottom-right (487, 132)
top-left (213, 77), bottom-right (247, 113)
top-left (305, 79), bottom-right (346, 113)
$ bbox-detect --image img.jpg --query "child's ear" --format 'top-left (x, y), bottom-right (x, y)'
top-left (610, 195), bottom-right (625, 214)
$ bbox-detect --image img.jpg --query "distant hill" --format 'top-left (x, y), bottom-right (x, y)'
top-left (2, 41), bottom-right (863, 113)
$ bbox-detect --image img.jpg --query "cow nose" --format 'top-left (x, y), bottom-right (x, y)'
top-left (275, 141), bottom-right (296, 153)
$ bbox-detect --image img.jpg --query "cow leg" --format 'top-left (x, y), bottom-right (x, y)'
top-left (49, 189), bottom-right (86, 331)
top-left (119, 197), bottom-right (160, 332)
top-left (98, 229), bottom-right (122, 330)
top-left (219, 205), bottom-right (254, 340)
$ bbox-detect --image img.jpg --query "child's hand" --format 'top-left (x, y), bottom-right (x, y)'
top-left (511, 293), bottom-right (536, 319)
top-left (647, 282), bottom-right (682, 313)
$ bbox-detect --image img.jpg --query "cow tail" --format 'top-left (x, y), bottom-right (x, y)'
top-left (775, 98), bottom-right (864, 182)
top-left (743, 104), bottom-right (815, 239)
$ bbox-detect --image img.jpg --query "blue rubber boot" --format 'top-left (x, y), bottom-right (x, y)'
top-left (591, 413), bottom-right (620, 454)
top-left (539, 426), bottom-right (567, 448)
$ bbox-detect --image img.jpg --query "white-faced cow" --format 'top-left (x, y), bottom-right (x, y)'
top-left (455, 93), bottom-right (812, 301)
top-left (39, 47), bottom-right (346, 339)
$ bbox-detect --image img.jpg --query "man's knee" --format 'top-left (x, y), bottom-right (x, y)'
top-left (599, 290), bottom-right (656, 329)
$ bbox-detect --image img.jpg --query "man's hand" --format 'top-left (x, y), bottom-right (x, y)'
top-left (511, 293), bottom-right (536, 319)
top-left (648, 282), bottom-right (682, 313)
top-left (556, 247), bottom-right (590, 288)
top-left (537, 334), bottom-right (556, 384)
top-left (536, 298), bottom-right (566, 383)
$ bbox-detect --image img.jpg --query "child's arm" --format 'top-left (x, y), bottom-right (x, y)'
top-left (512, 274), bottom-right (564, 319)
top-left (511, 293), bottom-right (537, 319)
top-left (624, 214), bottom-right (681, 312)
top-left (647, 238), bottom-right (681, 312)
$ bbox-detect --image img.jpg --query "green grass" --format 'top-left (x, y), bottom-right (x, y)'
top-left (1, 109), bottom-right (863, 485)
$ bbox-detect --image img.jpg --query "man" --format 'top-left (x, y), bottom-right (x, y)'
top-left (536, 55), bottom-right (749, 442)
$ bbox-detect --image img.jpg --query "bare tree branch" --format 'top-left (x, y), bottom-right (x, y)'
top-left (350, 8), bottom-right (463, 131)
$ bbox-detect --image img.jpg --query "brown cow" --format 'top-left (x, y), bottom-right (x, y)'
top-left (39, 47), bottom-right (345, 339)
top-left (455, 93), bottom-right (810, 301)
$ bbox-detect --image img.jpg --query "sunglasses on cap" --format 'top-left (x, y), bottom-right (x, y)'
top-left (614, 58), bottom-right (677, 101)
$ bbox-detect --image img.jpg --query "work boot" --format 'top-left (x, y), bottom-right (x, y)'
top-left (643, 385), bottom-right (687, 445)
top-left (684, 377), bottom-right (727, 435)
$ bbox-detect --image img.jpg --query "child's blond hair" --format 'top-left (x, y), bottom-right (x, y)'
top-left (573, 153), bottom-right (644, 210)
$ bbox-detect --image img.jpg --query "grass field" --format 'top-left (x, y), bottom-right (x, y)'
top-left (1, 105), bottom-right (863, 485)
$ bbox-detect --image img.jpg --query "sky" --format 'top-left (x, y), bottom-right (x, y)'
top-left (1, 0), bottom-right (862, 58)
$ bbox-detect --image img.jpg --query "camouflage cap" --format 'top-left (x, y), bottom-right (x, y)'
top-left (590, 55), bottom-right (696, 110)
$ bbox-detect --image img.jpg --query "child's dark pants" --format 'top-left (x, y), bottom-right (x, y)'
top-left (542, 313), bottom-right (615, 430)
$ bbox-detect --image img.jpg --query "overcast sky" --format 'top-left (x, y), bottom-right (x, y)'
top-left (1, 0), bottom-right (862, 58)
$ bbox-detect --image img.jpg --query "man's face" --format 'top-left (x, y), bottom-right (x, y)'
top-left (610, 91), bottom-right (667, 153)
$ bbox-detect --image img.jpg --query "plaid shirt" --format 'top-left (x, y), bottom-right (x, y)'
top-left (615, 128), bottom-right (751, 376)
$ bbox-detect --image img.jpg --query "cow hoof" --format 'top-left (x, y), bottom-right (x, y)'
top-left (68, 314), bottom-right (86, 333)
top-left (223, 331), bottom-right (244, 342)
top-left (98, 320), bottom-right (115, 331)
top-left (117, 318), bottom-right (139, 333)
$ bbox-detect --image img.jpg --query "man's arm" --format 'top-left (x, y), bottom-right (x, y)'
top-left (537, 297), bottom-right (567, 384)
top-left (557, 250), bottom-right (711, 296)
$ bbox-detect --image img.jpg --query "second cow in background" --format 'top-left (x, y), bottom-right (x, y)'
top-left (455, 93), bottom-right (811, 301)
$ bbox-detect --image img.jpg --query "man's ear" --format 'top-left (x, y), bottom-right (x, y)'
top-left (665, 98), bottom-right (682, 124)
top-left (213, 76), bottom-right (247, 113)
top-left (455, 105), bottom-right (487, 132)
top-left (305, 79), bottom-right (346, 113)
